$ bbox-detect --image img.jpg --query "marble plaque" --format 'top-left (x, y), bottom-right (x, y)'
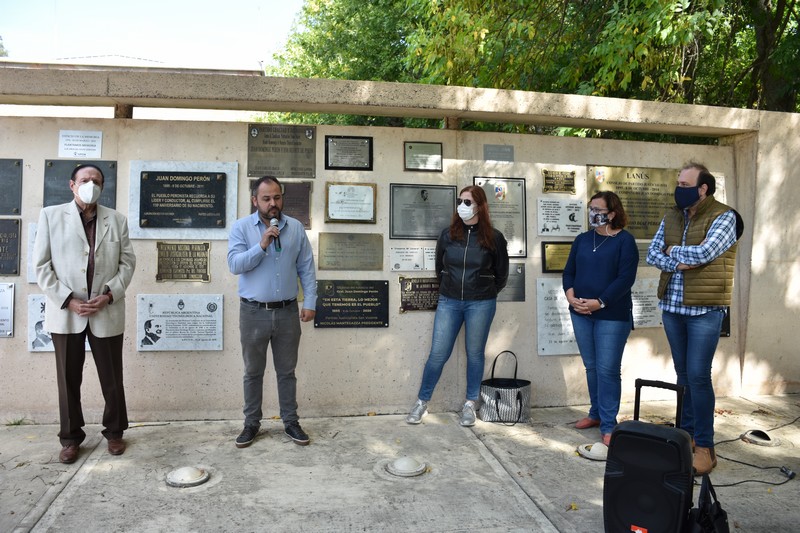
top-left (399, 276), bottom-right (439, 312)
top-left (325, 182), bottom-right (376, 223)
top-left (137, 294), bottom-right (223, 351)
top-left (390, 247), bottom-right (425, 271)
top-left (0, 159), bottom-right (22, 215)
top-left (0, 219), bottom-right (20, 275)
top-left (631, 278), bottom-right (662, 328)
top-left (404, 142), bottom-right (443, 171)
top-left (247, 124), bottom-right (316, 179)
top-left (315, 280), bottom-right (389, 327)
top-left (325, 136), bottom-right (373, 170)
top-left (537, 278), bottom-right (578, 355)
top-left (44, 160), bottom-right (117, 208)
top-left (390, 184), bottom-right (455, 240)
top-left (0, 283), bottom-right (13, 337)
top-left (28, 294), bottom-right (53, 351)
top-left (475, 177), bottom-right (527, 256)
top-left (318, 233), bottom-right (383, 271)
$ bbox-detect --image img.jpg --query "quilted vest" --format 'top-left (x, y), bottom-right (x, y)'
top-left (657, 197), bottom-right (738, 306)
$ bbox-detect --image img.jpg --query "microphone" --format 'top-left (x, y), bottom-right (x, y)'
top-left (270, 218), bottom-right (282, 251)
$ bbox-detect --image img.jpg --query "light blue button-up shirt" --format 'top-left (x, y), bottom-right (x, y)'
top-left (227, 212), bottom-right (317, 310)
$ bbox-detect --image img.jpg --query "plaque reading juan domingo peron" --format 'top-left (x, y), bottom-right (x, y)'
top-left (156, 242), bottom-right (211, 282)
top-left (140, 172), bottom-right (226, 228)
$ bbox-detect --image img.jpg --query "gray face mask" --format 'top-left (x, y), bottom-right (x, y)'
top-left (588, 209), bottom-right (609, 227)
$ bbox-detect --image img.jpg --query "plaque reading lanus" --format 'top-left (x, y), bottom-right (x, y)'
top-left (140, 171), bottom-right (226, 228)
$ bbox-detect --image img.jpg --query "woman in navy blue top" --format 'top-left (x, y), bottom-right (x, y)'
top-left (563, 191), bottom-right (638, 453)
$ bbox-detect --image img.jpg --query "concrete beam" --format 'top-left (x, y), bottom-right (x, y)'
top-left (0, 62), bottom-right (761, 137)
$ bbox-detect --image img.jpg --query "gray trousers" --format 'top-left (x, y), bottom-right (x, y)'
top-left (239, 300), bottom-right (302, 427)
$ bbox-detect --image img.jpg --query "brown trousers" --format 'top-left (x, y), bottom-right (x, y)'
top-left (52, 327), bottom-right (128, 445)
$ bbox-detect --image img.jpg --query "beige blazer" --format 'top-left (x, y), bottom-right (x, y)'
top-left (33, 202), bottom-right (136, 337)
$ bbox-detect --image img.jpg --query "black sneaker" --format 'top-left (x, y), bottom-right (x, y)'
top-left (284, 421), bottom-right (309, 446)
top-left (235, 425), bottom-right (259, 448)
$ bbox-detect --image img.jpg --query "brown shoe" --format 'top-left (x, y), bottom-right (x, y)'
top-left (693, 446), bottom-right (717, 475)
top-left (575, 417), bottom-right (601, 429)
top-left (59, 444), bottom-right (79, 464)
top-left (107, 438), bottom-right (126, 456)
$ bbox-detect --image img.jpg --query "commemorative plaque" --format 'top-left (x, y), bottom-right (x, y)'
top-left (44, 160), bottom-right (117, 208)
top-left (390, 184), bottom-right (456, 240)
top-left (137, 294), bottom-right (223, 351)
top-left (474, 177), bottom-right (527, 256)
top-left (399, 276), bottom-right (439, 312)
top-left (537, 198), bottom-right (584, 237)
top-left (497, 262), bottom-right (525, 302)
top-left (404, 142), bottom-right (443, 172)
top-left (0, 160), bottom-right (22, 216)
top-left (484, 144), bottom-right (514, 162)
top-left (247, 124), bottom-right (316, 179)
top-left (315, 280), bottom-right (389, 327)
top-left (0, 219), bottom-right (21, 275)
top-left (541, 241), bottom-right (572, 273)
top-left (156, 242), bottom-right (211, 282)
top-left (28, 294), bottom-right (53, 351)
top-left (325, 136), bottom-right (373, 171)
top-left (631, 278), bottom-right (661, 328)
top-left (542, 169), bottom-right (576, 194)
top-left (140, 171), bottom-right (225, 228)
top-left (0, 283), bottom-right (13, 337)
top-left (588, 165), bottom-right (678, 240)
top-left (325, 182), bottom-right (376, 223)
top-left (318, 233), bottom-right (382, 271)
top-left (537, 278), bottom-right (578, 355)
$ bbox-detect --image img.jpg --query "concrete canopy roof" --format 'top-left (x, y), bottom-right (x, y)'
top-left (0, 62), bottom-right (760, 137)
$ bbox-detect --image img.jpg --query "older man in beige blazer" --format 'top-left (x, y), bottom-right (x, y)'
top-left (33, 164), bottom-right (136, 464)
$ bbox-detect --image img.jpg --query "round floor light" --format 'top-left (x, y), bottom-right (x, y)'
top-left (166, 466), bottom-right (210, 487)
top-left (385, 456), bottom-right (427, 477)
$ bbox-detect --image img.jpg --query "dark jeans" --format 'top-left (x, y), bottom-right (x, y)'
top-left (52, 327), bottom-right (127, 445)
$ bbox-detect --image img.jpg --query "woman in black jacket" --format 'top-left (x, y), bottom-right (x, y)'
top-left (407, 185), bottom-right (509, 426)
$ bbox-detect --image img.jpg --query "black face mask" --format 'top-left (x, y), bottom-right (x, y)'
top-left (674, 186), bottom-right (700, 209)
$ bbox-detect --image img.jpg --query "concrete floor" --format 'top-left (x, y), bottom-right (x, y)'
top-left (1, 395), bottom-right (798, 532)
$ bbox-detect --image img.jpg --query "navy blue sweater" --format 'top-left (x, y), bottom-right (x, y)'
top-left (562, 229), bottom-right (639, 321)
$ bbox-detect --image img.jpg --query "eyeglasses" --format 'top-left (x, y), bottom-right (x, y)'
top-left (588, 207), bottom-right (609, 213)
top-left (456, 198), bottom-right (473, 206)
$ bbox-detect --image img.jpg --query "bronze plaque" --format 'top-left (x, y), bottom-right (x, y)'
top-left (542, 241), bottom-right (572, 273)
top-left (318, 233), bottom-right (383, 271)
top-left (0, 160), bottom-right (22, 216)
top-left (156, 242), bottom-right (211, 282)
top-left (399, 276), bottom-right (439, 312)
top-left (315, 280), bottom-right (389, 328)
top-left (542, 169), bottom-right (576, 194)
top-left (247, 124), bottom-right (316, 179)
top-left (0, 219), bottom-right (20, 275)
top-left (587, 165), bottom-right (677, 240)
top-left (140, 171), bottom-right (226, 228)
top-left (44, 160), bottom-right (117, 208)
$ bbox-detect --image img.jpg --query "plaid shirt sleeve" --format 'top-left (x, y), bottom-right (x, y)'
top-left (646, 218), bottom-right (681, 272)
top-left (669, 210), bottom-right (737, 266)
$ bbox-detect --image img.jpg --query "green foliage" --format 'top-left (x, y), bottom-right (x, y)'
top-left (0, 35), bottom-right (8, 57)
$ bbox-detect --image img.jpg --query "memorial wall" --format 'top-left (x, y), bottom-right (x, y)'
top-left (0, 116), bottom-right (742, 421)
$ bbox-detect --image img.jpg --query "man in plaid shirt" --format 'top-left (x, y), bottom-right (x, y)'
top-left (647, 161), bottom-right (741, 475)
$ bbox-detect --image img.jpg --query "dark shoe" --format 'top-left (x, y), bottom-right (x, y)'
top-left (107, 438), bottom-right (126, 455)
top-left (235, 425), bottom-right (259, 448)
top-left (59, 444), bottom-right (79, 464)
top-left (284, 422), bottom-right (309, 446)
top-left (575, 417), bottom-right (601, 429)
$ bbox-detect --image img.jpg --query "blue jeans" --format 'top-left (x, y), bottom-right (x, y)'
top-left (570, 312), bottom-right (632, 435)
top-left (239, 300), bottom-right (302, 427)
top-left (417, 295), bottom-right (497, 402)
top-left (662, 309), bottom-right (724, 448)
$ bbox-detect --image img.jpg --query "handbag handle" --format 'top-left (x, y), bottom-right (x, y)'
top-left (489, 350), bottom-right (518, 381)
top-left (494, 390), bottom-right (524, 426)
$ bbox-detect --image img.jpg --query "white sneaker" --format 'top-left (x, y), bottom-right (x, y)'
top-left (460, 400), bottom-right (477, 427)
top-left (406, 399), bottom-right (428, 424)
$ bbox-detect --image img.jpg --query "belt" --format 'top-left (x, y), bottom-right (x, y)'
top-left (240, 297), bottom-right (296, 309)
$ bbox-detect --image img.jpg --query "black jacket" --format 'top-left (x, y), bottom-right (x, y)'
top-left (436, 224), bottom-right (509, 300)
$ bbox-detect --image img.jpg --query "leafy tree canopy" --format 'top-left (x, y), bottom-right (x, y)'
top-left (0, 36), bottom-right (8, 57)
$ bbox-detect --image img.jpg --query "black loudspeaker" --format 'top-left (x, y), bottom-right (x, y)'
top-left (603, 420), bottom-right (693, 533)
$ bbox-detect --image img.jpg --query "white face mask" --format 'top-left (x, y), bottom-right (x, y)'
top-left (77, 182), bottom-right (102, 205)
top-left (457, 202), bottom-right (476, 221)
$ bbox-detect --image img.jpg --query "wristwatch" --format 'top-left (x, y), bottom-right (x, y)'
top-left (598, 298), bottom-right (606, 309)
